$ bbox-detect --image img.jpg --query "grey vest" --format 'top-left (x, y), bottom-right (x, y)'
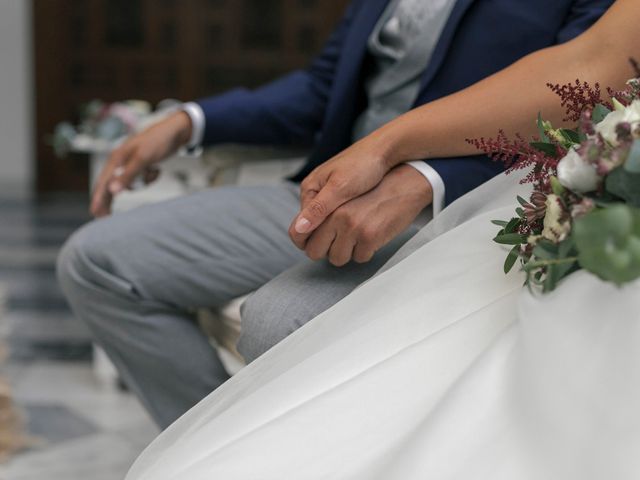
top-left (352, 0), bottom-right (457, 142)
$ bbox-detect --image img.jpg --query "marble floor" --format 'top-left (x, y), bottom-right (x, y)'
top-left (0, 193), bottom-right (158, 480)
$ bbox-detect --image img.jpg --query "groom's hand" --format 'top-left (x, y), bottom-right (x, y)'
top-left (90, 111), bottom-right (193, 218)
top-left (289, 165), bottom-right (433, 267)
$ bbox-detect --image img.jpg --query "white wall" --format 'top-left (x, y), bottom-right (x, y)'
top-left (0, 0), bottom-right (33, 195)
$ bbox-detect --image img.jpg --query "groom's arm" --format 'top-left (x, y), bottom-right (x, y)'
top-left (89, 1), bottom-right (363, 217)
top-left (189, 0), bottom-right (362, 149)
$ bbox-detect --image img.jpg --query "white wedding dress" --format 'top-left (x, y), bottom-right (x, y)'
top-left (127, 172), bottom-right (640, 480)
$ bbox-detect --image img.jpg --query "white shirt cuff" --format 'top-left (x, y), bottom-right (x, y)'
top-left (181, 102), bottom-right (206, 149)
top-left (407, 161), bottom-right (445, 217)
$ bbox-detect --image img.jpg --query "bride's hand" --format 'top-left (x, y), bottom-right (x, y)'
top-left (289, 165), bottom-right (433, 266)
top-left (290, 133), bottom-right (396, 241)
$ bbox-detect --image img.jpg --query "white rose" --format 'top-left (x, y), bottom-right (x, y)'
top-left (542, 194), bottom-right (571, 243)
top-left (556, 147), bottom-right (600, 193)
top-left (595, 99), bottom-right (640, 144)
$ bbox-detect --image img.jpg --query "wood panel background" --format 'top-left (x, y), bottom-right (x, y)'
top-left (33, 0), bottom-right (349, 193)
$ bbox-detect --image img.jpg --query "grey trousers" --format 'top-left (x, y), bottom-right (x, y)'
top-left (57, 182), bottom-right (417, 428)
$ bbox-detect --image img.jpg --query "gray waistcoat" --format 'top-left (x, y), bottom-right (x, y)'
top-left (352, 0), bottom-right (457, 142)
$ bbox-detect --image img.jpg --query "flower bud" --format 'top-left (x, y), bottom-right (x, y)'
top-left (557, 148), bottom-right (601, 193)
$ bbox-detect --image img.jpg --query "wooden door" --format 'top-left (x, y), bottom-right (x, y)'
top-left (33, 0), bottom-right (350, 193)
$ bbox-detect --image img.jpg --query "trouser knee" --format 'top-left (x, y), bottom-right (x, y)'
top-left (57, 227), bottom-right (94, 304)
top-left (237, 288), bottom-right (302, 363)
top-left (57, 222), bottom-right (123, 330)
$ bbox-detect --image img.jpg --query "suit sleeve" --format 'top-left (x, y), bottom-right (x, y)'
top-left (195, 1), bottom-right (361, 148)
top-left (555, 0), bottom-right (613, 43)
top-left (422, 0), bottom-right (612, 207)
top-left (422, 156), bottom-right (505, 207)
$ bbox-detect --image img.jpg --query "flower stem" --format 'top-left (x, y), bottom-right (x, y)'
top-left (525, 256), bottom-right (579, 270)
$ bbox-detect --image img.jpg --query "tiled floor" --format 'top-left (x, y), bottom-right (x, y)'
top-left (0, 193), bottom-right (157, 480)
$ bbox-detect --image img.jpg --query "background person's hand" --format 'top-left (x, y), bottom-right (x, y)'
top-left (90, 111), bottom-right (193, 217)
top-left (291, 133), bottom-right (397, 238)
top-left (289, 164), bottom-right (433, 267)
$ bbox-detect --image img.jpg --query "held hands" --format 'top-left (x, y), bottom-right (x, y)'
top-left (90, 111), bottom-right (193, 217)
top-left (290, 134), bottom-right (397, 237)
top-left (289, 164), bottom-right (433, 267)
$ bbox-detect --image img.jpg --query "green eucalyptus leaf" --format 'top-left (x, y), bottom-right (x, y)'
top-left (494, 233), bottom-right (527, 245)
top-left (492, 220), bottom-right (509, 227)
top-left (504, 245), bottom-right (520, 274)
top-left (577, 130), bottom-right (588, 142)
top-left (605, 168), bottom-right (640, 207)
top-left (558, 236), bottom-right (576, 258)
top-left (592, 104), bottom-right (612, 124)
top-left (574, 204), bottom-right (640, 285)
top-left (593, 195), bottom-right (625, 208)
top-left (625, 139), bottom-right (640, 174)
top-left (555, 257), bottom-right (579, 281)
top-left (533, 240), bottom-right (559, 260)
top-left (559, 129), bottom-right (582, 145)
top-left (530, 142), bottom-right (558, 157)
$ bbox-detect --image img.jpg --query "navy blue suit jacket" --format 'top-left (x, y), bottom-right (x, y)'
top-left (196, 0), bottom-right (612, 206)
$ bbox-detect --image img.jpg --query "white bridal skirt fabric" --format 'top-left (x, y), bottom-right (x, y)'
top-left (127, 172), bottom-right (640, 480)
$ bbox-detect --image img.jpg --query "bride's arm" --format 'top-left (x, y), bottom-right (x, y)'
top-left (376, 0), bottom-right (640, 164)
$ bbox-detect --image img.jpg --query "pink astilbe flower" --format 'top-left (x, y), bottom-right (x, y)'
top-left (609, 77), bottom-right (640, 109)
top-left (607, 87), bottom-right (633, 107)
top-left (547, 79), bottom-right (612, 122)
top-left (466, 131), bottom-right (560, 187)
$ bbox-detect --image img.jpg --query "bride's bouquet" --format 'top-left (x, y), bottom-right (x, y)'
top-left (470, 73), bottom-right (640, 292)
